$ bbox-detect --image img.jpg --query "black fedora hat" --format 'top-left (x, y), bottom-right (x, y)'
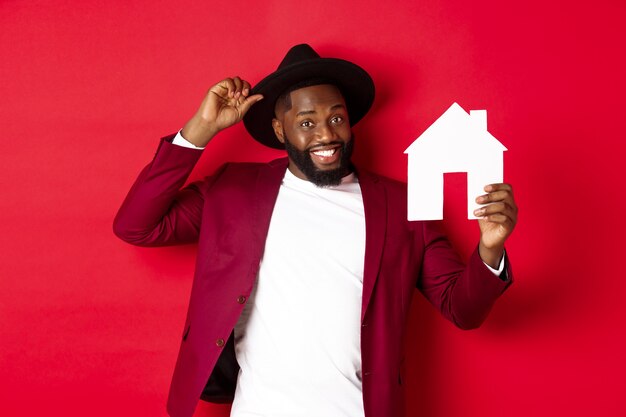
top-left (243, 43), bottom-right (375, 149)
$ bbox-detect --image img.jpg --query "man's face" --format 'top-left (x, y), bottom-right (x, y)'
top-left (272, 84), bottom-right (353, 187)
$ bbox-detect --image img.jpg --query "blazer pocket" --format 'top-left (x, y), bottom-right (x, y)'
top-left (182, 324), bottom-right (191, 341)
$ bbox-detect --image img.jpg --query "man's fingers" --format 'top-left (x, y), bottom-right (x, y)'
top-left (480, 213), bottom-right (513, 225)
top-left (242, 80), bottom-right (252, 97)
top-left (211, 77), bottom-right (255, 102)
top-left (204, 77), bottom-right (259, 124)
top-left (476, 190), bottom-right (512, 204)
top-left (484, 183), bottom-right (513, 193)
top-left (232, 76), bottom-right (245, 98)
top-left (212, 78), bottom-right (236, 98)
top-left (476, 184), bottom-right (515, 206)
top-left (474, 202), bottom-right (515, 218)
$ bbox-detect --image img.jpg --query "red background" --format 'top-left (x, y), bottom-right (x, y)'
top-left (1, 1), bottom-right (625, 416)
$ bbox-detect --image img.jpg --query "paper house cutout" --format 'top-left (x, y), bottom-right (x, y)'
top-left (404, 103), bottom-right (507, 220)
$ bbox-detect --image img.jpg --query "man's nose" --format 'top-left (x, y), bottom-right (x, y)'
top-left (317, 123), bottom-right (337, 141)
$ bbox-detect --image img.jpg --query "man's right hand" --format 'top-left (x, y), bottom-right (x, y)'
top-left (181, 77), bottom-right (263, 147)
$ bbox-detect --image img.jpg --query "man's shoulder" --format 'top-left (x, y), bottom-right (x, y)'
top-left (356, 166), bottom-right (418, 233)
top-left (214, 157), bottom-right (288, 177)
top-left (356, 166), bottom-right (407, 194)
top-left (201, 157), bottom-right (287, 195)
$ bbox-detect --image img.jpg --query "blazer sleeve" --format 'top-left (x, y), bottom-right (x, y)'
top-left (416, 221), bottom-right (512, 330)
top-left (112, 135), bottom-right (222, 247)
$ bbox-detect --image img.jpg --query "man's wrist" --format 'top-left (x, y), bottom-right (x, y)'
top-left (483, 251), bottom-right (506, 277)
top-left (478, 243), bottom-right (505, 270)
top-left (180, 116), bottom-right (219, 147)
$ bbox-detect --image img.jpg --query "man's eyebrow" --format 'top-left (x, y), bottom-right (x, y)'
top-left (295, 104), bottom-right (346, 118)
top-left (296, 110), bottom-right (316, 117)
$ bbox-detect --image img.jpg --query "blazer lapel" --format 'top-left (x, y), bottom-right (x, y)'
top-left (358, 169), bottom-right (387, 322)
top-left (251, 158), bottom-right (289, 252)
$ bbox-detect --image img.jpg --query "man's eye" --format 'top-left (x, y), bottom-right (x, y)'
top-left (331, 116), bottom-right (343, 124)
top-left (300, 121), bottom-right (313, 128)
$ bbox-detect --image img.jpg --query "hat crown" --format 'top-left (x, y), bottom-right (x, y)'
top-left (277, 44), bottom-right (321, 70)
top-left (244, 43), bottom-right (375, 149)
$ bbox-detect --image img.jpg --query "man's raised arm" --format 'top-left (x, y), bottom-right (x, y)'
top-left (112, 77), bottom-right (263, 246)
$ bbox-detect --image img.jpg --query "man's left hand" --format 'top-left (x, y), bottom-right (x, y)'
top-left (474, 183), bottom-right (518, 269)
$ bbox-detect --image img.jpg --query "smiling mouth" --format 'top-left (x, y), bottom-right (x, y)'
top-left (310, 147), bottom-right (339, 157)
top-left (308, 145), bottom-right (342, 165)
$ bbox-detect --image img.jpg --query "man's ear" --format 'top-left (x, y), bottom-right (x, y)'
top-left (272, 118), bottom-right (285, 144)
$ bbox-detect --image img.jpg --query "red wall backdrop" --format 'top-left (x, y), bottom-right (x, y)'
top-left (2, 1), bottom-right (625, 416)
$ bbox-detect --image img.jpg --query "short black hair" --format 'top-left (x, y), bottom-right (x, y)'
top-left (274, 77), bottom-right (341, 117)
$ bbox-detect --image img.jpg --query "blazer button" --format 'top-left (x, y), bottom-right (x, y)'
top-left (215, 338), bottom-right (225, 347)
top-left (237, 295), bottom-right (247, 304)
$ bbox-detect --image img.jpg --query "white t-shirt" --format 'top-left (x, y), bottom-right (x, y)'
top-left (231, 169), bottom-right (367, 417)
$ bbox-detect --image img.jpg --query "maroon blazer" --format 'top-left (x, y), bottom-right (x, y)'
top-left (113, 136), bottom-right (512, 417)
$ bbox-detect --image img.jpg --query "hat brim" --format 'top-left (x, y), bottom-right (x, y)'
top-left (243, 58), bottom-right (375, 149)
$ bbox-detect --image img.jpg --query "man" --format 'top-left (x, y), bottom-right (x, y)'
top-left (113, 44), bottom-right (517, 417)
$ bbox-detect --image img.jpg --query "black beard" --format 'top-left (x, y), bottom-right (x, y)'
top-left (283, 134), bottom-right (355, 187)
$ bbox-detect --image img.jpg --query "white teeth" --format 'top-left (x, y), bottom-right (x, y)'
top-left (312, 149), bottom-right (336, 157)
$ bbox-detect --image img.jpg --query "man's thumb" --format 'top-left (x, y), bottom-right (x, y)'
top-left (240, 94), bottom-right (264, 116)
